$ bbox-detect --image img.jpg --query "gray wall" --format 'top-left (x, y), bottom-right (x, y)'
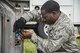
top-left (74, 0), bottom-right (80, 24)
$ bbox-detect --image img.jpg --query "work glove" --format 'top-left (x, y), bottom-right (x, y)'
top-left (13, 17), bottom-right (26, 32)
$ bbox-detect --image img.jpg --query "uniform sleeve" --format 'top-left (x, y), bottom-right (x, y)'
top-left (21, 12), bottom-right (33, 21)
top-left (21, 10), bottom-right (40, 21)
top-left (31, 26), bottom-right (70, 53)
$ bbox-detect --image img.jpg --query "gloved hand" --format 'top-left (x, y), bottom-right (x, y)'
top-left (13, 17), bottom-right (26, 32)
top-left (20, 30), bottom-right (33, 39)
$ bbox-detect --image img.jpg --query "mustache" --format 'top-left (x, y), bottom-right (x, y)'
top-left (40, 18), bottom-right (51, 24)
top-left (41, 19), bottom-right (46, 23)
top-left (41, 18), bottom-right (46, 22)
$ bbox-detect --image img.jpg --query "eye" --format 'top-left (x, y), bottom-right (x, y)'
top-left (42, 15), bottom-right (47, 19)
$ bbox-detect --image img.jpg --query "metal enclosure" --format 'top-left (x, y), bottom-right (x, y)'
top-left (0, 1), bottom-right (23, 53)
top-left (0, 1), bottom-right (12, 53)
top-left (0, 12), bottom-right (11, 53)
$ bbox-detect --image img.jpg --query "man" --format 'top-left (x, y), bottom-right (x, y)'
top-left (31, 1), bottom-right (79, 53)
top-left (14, 0), bottom-right (79, 53)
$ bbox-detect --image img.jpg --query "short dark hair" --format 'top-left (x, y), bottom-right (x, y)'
top-left (35, 6), bottom-right (40, 10)
top-left (41, 0), bottom-right (60, 12)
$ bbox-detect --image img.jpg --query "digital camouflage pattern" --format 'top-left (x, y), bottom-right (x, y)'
top-left (21, 11), bottom-right (79, 53)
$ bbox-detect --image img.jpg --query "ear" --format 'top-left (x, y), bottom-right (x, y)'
top-left (52, 11), bottom-right (57, 15)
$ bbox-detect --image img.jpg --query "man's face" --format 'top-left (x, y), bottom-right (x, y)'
top-left (41, 10), bottom-right (58, 25)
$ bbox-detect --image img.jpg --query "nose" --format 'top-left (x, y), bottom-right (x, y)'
top-left (41, 18), bottom-right (46, 22)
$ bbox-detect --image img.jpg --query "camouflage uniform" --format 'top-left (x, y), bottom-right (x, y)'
top-left (21, 9), bottom-right (40, 21)
top-left (22, 11), bottom-right (79, 53)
